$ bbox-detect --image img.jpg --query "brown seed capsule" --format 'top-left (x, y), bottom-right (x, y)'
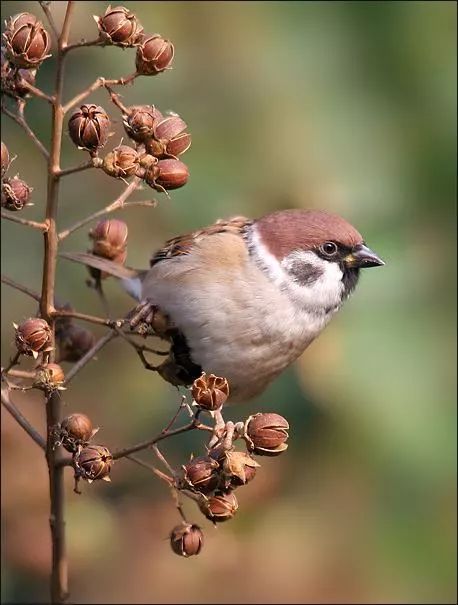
top-left (136, 34), bottom-right (174, 76)
top-left (0, 49), bottom-right (37, 99)
top-left (145, 114), bottom-right (192, 158)
top-left (89, 218), bottom-right (128, 260)
top-left (191, 373), bottom-right (229, 411)
top-left (122, 105), bottom-right (162, 143)
top-left (96, 5), bottom-right (143, 47)
top-left (1, 141), bottom-right (10, 177)
top-left (74, 444), bottom-right (112, 482)
top-left (181, 456), bottom-right (220, 494)
top-left (1, 176), bottom-right (32, 211)
top-left (170, 523), bottom-right (204, 557)
top-left (60, 413), bottom-right (94, 453)
top-left (199, 491), bottom-right (238, 523)
top-left (143, 158), bottom-right (189, 192)
top-left (245, 413), bottom-right (289, 456)
top-left (57, 325), bottom-right (96, 362)
top-left (34, 363), bottom-right (65, 391)
top-left (222, 451), bottom-right (260, 488)
top-left (68, 104), bottom-right (111, 152)
top-left (102, 144), bottom-right (139, 178)
top-left (3, 12), bottom-right (50, 68)
top-left (14, 318), bottom-right (52, 358)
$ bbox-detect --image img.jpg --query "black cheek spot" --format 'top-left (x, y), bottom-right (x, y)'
top-left (341, 266), bottom-right (360, 298)
top-left (288, 260), bottom-right (324, 286)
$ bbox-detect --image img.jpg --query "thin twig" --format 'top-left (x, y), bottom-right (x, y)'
top-left (152, 444), bottom-right (177, 476)
top-left (21, 80), bottom-right (54, 103)
top-left (1, 388), bottom-right (46, 450)
top-left (1, 103), bottom-right (49, 159)
top-left (1, 275), bottom-right (42, 303)
top-left (5, 369), bottom-right (37, 379)
top-left (57, 177), bottom-right (146, 240)
top-left (1, 210), bottom-right (48, 231)
top-left (63, 37), bottom-right (105, 53)
top-left (39, 1), bottom-right (60, 41)
top-left (63, 331), bottom-right (117, 385)
top-left (57, 159), bottom-right (98, 177)
top-left (51, 308), bottom-right (123, 329)
top-left (62, 73), bottom-right (137, 114)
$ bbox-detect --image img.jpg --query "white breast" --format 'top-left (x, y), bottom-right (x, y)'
top-left (142, 231), bottom-right (336, 401)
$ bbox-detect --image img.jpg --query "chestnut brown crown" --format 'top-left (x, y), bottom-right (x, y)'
top-left (255, 209), bottom-right (364, 260)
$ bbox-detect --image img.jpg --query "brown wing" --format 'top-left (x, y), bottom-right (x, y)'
top-left (149, 215), bottom-right (252, 267)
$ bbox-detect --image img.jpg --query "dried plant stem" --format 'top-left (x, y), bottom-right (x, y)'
top-left (57, 177), bottom-right (145, 240)
top-left (1, 210), bottom-right (48, 230)
top-left (1, 388), bottom-right (47, 450)
top-left (21, 80), bottom-right (54, 103)
top-left (39, 1), bottom-right (60, 41)
top-left (1, 102), bottom-right (49, 159)
top-left (62, 73), bottom-right (137, 114)
top-left (57, 159), bottom-right (97, 177)
top-left (63, 37), bottom-right (105, 53)
top-left (51, 308), bottom-right (123, 328)
top-left (63, 331), bottom-right (117, 385)
top-left (1, 274), bottom-right (42, 303)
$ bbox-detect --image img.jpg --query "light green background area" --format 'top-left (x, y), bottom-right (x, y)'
top-left (1, 2), bottom-right (456, 603)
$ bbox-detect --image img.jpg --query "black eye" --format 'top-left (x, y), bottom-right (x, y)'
top-left (320, 242), bottom-right (338, 256)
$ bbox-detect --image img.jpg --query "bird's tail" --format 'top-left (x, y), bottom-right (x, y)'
top-left (59, 251), bottom-right (146, 301)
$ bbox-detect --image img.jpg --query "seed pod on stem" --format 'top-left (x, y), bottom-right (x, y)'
top-left (74, 444), bottom-right (112, 482)
top-left (89, 218), bottom-right (128, 260)
top-left (135, 34), bottom-right (174, 75)
top-left (222, 451), bottom-right (260, 488)
top-left (122, 105), bottom-right (162, 143)
top-left (244, 413), bottom-right (289, 456)
top-left (170, 523), bottom-right (204, 557)
top-left (142, 158), bottom-right (189, 193)
top-left (34, 363), bottom-right (65, 392)
top-left (102, 144), bottom-right (139, 179)
top-left (59, 413), bottom-right (97, 453)
top-left (180, 456), bottom-right (220, 494)
top-left (199, 491), bottom-right (238, 523)
top-left (145, 114), bottom-right (191, 158)
top-left (68, 104), bottom-right (111, 153)
top-left (1, 176), bottom-right (32, 211)
top-left (95, 6), bottom-right (143, 47)
top-left (14, 317), bottom-right (52, 358)
top-left (3, 12), bottom-right (51, 68)
top-left (191, 373), bottom-right (229, 411)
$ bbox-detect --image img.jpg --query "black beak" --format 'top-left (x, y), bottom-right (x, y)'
top-left (344, 244), bottom-right (385, 269)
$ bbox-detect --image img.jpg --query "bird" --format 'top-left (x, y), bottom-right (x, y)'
top-left (61, 209), bottom-right (384, 402)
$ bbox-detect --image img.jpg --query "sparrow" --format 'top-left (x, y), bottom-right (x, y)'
top-left (61, 209), bottom-right (384, 402)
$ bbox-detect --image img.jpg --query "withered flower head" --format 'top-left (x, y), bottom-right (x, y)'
top-left (181, 456), bottom-right (220, 494)
top-left (14, 317), bottom-right (52, 358)
top-left (34, 363), bottom-right (65, 391)
top-left (245, 412), bottom-right (289, 456)
top-left (170, 523), bottom-right (203, 557)
top-left (199, 491), bottom-right (238, 523)
top-left (222, 450), bottom-right (260, 488)
top-left (1, 50), bottom-right (37, 99)
top-left (145, 114), bottom-right (191, 158)
top-left (143, 158), bottom-right (189, 193)
top-left (59, 413), bottom-right (95, 452)
top-left (1, 176), bottom-right (32, 211)
top-left (3, 12), bottom-right (51, 68)
top-left (95, 5), bottom-right (143, 47)
top-left (68, 104), bottom-right (111, 152)
top-left (89, 218), bottom-right (128, 260)
top-left (74, 444), bottom-right (112, 482)
top-left (1, 141), bottom-right (10, 177)
top-left (135, 34), bottom-right (174, 76)
top-left (102, 144), bottom-right (139, 178)
top-left (191, 373), bottom-right (229, 411)
top-left (122, 105), bottom-right (162, 143)
top-left (57, 325), bottom-right (96, 362)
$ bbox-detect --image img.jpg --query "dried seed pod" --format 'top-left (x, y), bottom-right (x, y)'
top-left (122, 105), bottom-right (162, 143)
top-left (191, 373), bottom-right (229, 411)
top-left (95, 5), bottom-right (143, 47)
top-left (1, 176), bottom-right (32, 211)
top-left (34, 363), bottom-right (65, 391)
top-left (3, 12), bottom-right (50, 68)
top-left (143, 158), bottom-right (189, 192)
top-left (136, 34), bottom-right (174, 75)
top-left (199, 491), bottom-right (238, 523)
top-left (57, 325), bottom-right (96, 362)
top-left (0, 49), bottom-right (37, 99)
top-left (170, 523), bottom-right (203, 557)
top-left (74, 444), bottom-right (112, 482)
top-left (102, 144), bottom-right (139, 178)
top-left (59, 413), bottom-right (94, 452)
top-left (222, 451), bottom-right (260, 488)
top-left (181, 456), bottom-right (220, 494)
top-left (68, 104), bottom-right (111, 152)
top-left (245, 413), bottom-right (289, 456)
top-left (1, 141), bottom-right (10, 177)
top-left (145, 114), bottom-right (191, 158)
top-left (14, 317), bottom-right (52, 358)
top-left (89, 218), bottom-right (128, 259)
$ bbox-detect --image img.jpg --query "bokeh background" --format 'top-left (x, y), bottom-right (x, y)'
top-left (1, 1), bottom-right (456, 603)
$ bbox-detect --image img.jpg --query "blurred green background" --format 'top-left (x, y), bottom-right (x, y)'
top-left (1, 1), bottom-right (456, 603)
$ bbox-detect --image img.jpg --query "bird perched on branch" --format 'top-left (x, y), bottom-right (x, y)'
top-left (61, 209), bottom-right (384, 402)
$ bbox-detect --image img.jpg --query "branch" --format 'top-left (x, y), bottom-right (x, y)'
top-left (39, 1), bottom-right (60, 41)
top-left (62, 73), bottom-right (137, 114)
top-left (63, 331), bottom-right (117, 385)
top-left (1, 102), bottom-right (49, 160)
top-left (57, 159), bottom-right (98, 177)
top-left (1, 388), bottom-right (46, 450)
top-left (51, 308), bottom-right (123, 329)
top-left (57, 177), bottom-right (146, 240)
top-left (63, 37), bottom-right (105, 53)
top-left (1, 210), bottom-right (48, 231)
top-left (1, 274), bottom-right (42, 303)
top-left (21, 80), bottom-right (54, 103)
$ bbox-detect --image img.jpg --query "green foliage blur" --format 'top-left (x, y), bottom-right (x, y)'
top-left (1, 2), bottom-right (456, 603)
